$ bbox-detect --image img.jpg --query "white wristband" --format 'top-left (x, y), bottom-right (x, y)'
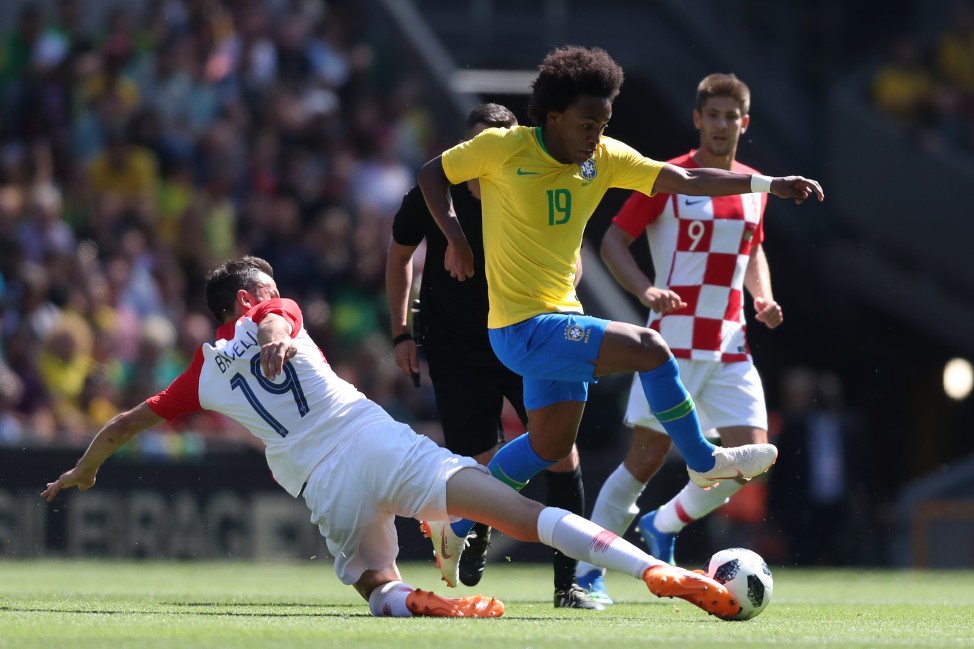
top-left (750, 174), bottom-right (773, 193)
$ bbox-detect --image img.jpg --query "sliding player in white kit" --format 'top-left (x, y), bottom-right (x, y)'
top-left (42, 256), bottom-right (744, 620)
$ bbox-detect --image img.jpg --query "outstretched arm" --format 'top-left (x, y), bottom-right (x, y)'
top-left (41, 402), bottom-right (164, 501)
top-left (418, 156), bottom-right (474, 280)
top-left (653, 164), bottom-right (825, 204)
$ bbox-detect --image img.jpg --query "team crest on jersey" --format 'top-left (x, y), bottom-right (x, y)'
top-left (564, 324), bottom-right (590, 343)
top-left (579, 159), bottom-right (597, 180)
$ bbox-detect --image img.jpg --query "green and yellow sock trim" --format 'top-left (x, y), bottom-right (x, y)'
top-left (654, 396), bottom-right (696, 424)
top-left (490, 465), bottom-right (529, 491)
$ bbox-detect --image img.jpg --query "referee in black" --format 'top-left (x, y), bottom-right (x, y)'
top-left (385, 103), bottom-right (601, 610)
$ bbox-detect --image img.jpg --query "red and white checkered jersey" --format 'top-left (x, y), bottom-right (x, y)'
top-left (146, 298), bottom-right (390, 496)
top-left (612, 151), bottom-right (768, 362)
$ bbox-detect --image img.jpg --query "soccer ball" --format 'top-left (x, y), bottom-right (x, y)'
top-left (704, 547), bottom-right (773, 620)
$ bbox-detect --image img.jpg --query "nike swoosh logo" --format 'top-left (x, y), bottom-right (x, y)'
top-left (685, 197), bottom-right (708, 206)
top-left (704, 468), bottom-right (746, 483)
top-left (516, 168), bottom-right (540, 175)
top-left (439, 529), bottom-right (455, 559)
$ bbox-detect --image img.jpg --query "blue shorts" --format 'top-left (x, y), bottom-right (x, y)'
top-left (488, 313), bottom-right (608, 410)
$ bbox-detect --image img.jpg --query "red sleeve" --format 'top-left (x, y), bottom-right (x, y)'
top-left (247, 298), bottom-right (303, 337)
top-left (146, 348), bottom-right (204, 419)
top-left (611, 190), bottom-right (670, 238)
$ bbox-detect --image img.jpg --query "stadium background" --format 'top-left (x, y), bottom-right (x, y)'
top-left (0, 0), bottom-right (972, 569)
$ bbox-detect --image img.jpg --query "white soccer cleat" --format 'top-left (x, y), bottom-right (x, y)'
top-left (420, 520), bottom-right (468, 588)
top-left (687, 444), bottom-right (778, 488)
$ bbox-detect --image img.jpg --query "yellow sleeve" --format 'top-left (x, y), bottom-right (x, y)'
top-left (441, 127), bottom-right (511, 185)
top-left (604, 138), bottom-right (664, 196)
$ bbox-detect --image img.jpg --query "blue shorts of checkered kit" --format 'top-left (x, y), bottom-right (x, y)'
top-left (488, 312), bottom-right (608, 410)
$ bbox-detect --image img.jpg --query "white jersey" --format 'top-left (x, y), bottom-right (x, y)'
top-left (146, 298), bottom-right (389, 496)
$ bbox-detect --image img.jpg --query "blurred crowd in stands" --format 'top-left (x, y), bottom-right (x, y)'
top-left (0, 0), bottom-right (443, 449)
top-left (872, 1), bottom-right (974, 154)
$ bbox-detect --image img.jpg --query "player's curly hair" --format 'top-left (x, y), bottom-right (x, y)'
top-left (205, 256), bottom-right (274, 323)
top-left (696, 73), bottom-right (751, 115)
top-left (528, 46), bottom-right (624, 126)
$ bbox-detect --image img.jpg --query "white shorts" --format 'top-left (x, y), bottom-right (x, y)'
top-left (624, 358), bottom-right (767, 438)
top-left (302, 419), bottom-right (478, 585)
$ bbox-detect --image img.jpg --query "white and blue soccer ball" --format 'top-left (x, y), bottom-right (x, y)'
top-left (704, 547), bottom-right (774, 620)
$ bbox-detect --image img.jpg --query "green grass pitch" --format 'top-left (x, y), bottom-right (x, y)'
top-left (1, 560), bottom-right (973, 648)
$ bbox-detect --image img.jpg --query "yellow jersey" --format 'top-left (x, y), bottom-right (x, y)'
top-left (441, 125), bottom-right (664, 328)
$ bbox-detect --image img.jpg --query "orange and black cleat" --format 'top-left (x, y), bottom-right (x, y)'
top-left (642, 564), bottom-right (741, 619)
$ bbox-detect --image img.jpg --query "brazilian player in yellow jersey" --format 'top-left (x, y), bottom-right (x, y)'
top-left (418, 45), bottom-right (824, 574)
top-left (441, 125), bottom-right (661, 329)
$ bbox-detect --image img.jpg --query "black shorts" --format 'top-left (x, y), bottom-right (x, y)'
top-left (429, 363), bottom-right (527, 458)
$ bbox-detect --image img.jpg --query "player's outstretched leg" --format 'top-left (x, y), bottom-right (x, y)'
top-left (420, 520), bottom-right (467, 588)
top-left (405, 589), bottom-right (505, 618)
top-left (637, 357), bottom-right (775, 484)
top-left (686, 444), bottom-right (778, 488)
top-left (642, 564), bottom-right (740, 619)
top-left (534, 505), bottom-right (739, 619)
top-left (443, 467), bottom-right (740, 618)
top-left (575, 464), bottom-right (647, 606)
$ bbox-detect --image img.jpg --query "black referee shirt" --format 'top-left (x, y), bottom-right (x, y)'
top-left (391, 183), bottom-right (504, 369)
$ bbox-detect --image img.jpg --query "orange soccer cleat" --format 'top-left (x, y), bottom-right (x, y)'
top-left (405, 588), bottom-right (505, 618)
top-left (642, 564), bottom-right (741, 619)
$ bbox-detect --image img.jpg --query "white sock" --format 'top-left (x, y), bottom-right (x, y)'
top-left (654, 479), bottom-right (743, 533)
top-left (591, 464), bottom-right (647, 533)
top-left (577, 464), bottom-right (647, 579)
top-left (538, 507), bottom-right (661, 580)
top-left (368, 581), bottom-right (416, 617)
